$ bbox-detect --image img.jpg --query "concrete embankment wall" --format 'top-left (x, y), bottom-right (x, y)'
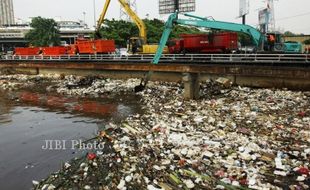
top-left (10, 67), bottom-right (310, 91)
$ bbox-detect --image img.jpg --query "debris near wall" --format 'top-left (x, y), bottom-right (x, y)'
top-left (33, 79), bottom-right (310, 190)
top-left (54, 75), bottom-right (140, 97)
top-left (0, 74), bottom-right (61, 91)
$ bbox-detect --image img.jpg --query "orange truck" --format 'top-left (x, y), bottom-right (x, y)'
top-left (14, 39), bottom-right (115, 56)
top-left (74, 39), bottom-right (115, 54)
top-left (42, 46), bottom-right (67, 55)
top-left (14, 47), bottom-right (40, 55)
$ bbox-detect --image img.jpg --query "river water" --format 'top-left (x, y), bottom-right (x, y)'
top-left (0, 89), bottom-right (141, 190)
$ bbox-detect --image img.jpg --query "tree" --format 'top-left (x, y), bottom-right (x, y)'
top-left (171, 25), bottom-right (202, 38)
top-left (99, 19), bottom-right (138, 47)
top-left (283, 31), bottom-right (295, 36)
top-left (238, 33), bottom-right (253, 46)
top-left (25, 17), bottom-right (60, 47)
top-left (144, 19), bottom-right (165, 43)
top-left (304, 39), bottom-right (310, 45)
top-left (98, 18), bottom-right (203, 47)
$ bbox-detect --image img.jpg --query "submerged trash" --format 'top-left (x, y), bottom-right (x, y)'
top-left (87, 152), bottom-right (97, 160)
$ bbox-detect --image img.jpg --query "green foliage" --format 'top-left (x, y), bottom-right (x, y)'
top-left (143, 19), bottom-right (165, 43)
top-left (25, 17), bottom-right (60, 47)
top-left (238, 32), bottom-right (253, 46)
top-left (98, 18), bottom-right (202, 46)
top-left (303, 39), bottom-right (310, 45)
top-left (171, 25), bottom-right (202, 38)
top-left (283, 31), bottom-right (295, 36)
top-left (99, 19), bottom-right (138, 47)
top-left (144, 18), bottom-right (201, 42)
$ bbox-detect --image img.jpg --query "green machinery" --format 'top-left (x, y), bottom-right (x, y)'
top-left (134, 12), bottom-right (302, 91)
top-left (135, 12), bottom-right (302, 92)
top-left (152, 12), bottom-right (302, 64)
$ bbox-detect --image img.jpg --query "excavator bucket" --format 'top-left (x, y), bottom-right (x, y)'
top-left (134, 13), bottom-right (178, 93)
top-left (134, 81), bottom-right (145, 93)
top-left (134, 71), bottom-right (153, 93)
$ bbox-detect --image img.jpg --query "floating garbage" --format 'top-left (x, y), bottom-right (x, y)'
top-left (0, 74), bottom-right (310, 189)
top-left (87, 152), bottom-right (97, 160)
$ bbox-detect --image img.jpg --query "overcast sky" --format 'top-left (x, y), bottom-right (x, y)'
top-left (13, 0), bottom-right (310, 34)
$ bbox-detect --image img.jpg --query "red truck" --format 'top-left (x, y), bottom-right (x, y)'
top-left (14, 39), bottom-right (115, 56)
top-left (75, 39), bottom-right (115, 54)
top-left (168, 32), bottom-right (238, 54)
top-left (14, 47), bottom-right (40, 55)
top-left (42, 46), bottom-right (67, 55)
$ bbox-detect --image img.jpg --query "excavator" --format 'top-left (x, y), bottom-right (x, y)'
top-left (95, 0), bottom-right (165, 54)
top-left (134, 12), bottom-right (302, 91)
top-left (151, 13), bottom-right (302, 63)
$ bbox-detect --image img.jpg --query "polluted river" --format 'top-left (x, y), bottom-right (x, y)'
top-left (0, 73), bottom-right (310, 190)
top-left (0, 75), bottom-right (142, 190)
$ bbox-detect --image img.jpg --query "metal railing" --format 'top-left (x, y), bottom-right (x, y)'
top-left (1, 53), bottom-right (309, 63)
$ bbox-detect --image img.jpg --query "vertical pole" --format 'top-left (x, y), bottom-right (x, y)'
top-left (83, 12), bottom-right (86, 28)
top-left (175, 0), bottom-right (179, 12)
top-left (93, 0), bottom-right (96, 28)
top-left (242, 15), bottom-right (246, 25)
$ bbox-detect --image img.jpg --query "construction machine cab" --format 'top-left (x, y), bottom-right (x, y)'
top-left (264, 32), bottom-right (285, 52)
top-left (264, 32), bottom-right (302, 53)
top-left (128, 37), bottom-right (144, 54)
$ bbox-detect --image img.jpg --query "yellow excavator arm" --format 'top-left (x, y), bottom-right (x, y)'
top-left (95, 0), bottom-right (165, 54)
top-left (95, 0), bottom-right (146, 43)
top-left (95, 0), bottom-right (111, 38)
top-left (118, 0), bottom-right (147, 43)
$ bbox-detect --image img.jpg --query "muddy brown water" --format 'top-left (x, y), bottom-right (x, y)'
top-left (0, 88), bottom-right (142, 190)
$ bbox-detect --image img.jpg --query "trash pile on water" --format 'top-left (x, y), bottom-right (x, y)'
top-left (30, 77), bottom-right (310, 190)
top-left (0, 74), bottom-right (60, 91)
top-left (54, 75), bottom-right (140, 96)
top-left (0, 74), bottom-right (139, 96)
top-left (0, 74), bottom-right (309, 189)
